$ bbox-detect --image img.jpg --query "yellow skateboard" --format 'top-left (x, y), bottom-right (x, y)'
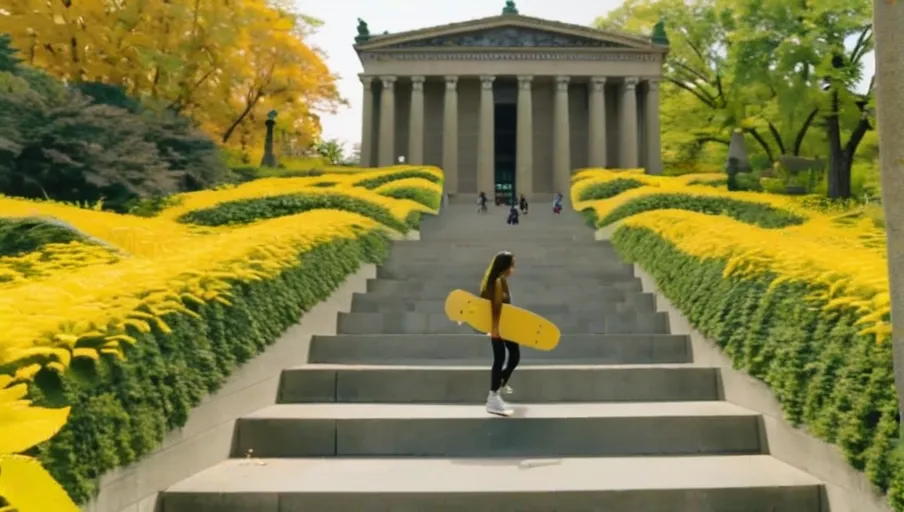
top-left (444, 289), bottom-right (560, 351)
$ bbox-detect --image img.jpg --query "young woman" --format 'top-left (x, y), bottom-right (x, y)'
top-left (480, 251), bottom-right (521, 416)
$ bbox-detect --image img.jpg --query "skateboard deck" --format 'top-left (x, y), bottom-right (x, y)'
top-left (444, 289), bottom-right (560, 351)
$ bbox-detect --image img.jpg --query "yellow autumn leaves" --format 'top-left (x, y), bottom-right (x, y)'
top-left (0, 375), bottom-right (78, 511)
top-left (0, 165), bottom-right (443, 510)
top-left (572, 168), bottom-right (890, 343)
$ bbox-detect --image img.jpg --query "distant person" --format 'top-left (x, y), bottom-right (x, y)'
top-left (519, 194), bottom-right (528, 215)
top-left (553, 192), bottom-right (563, 214)
top-left (506, 201), bottom-right (520, 225)
top-left (477, 192), bottom-right (488, 213)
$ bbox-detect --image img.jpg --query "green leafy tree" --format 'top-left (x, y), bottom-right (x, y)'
top-left (728, 0), bottom-right (874, 198)
top-left (313, 138), bottom-right (345, 164)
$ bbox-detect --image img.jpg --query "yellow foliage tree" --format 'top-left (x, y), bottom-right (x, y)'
top-left (0, 0), bottom-right (342, 156)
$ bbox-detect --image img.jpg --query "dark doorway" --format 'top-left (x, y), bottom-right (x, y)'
top-left (494, 103), bottom-right (517, 205)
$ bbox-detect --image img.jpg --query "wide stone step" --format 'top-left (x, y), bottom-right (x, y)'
top-left (383, 246), bottom-right (620, 256)
top-left (376, 266), bottom-right (635, 281)
top-left (366, 278), bottom-right (643, 297)
top-left (277, 364), bottom-right (721, 404)
top-left (308, 334), bottom-right (691, 365)
top-left (230, 402), bottom-right (764, 458)
top-left (162, 455), bottom-right (824, 512)
top-left (379, 253), bottom-right (627, 265)
top-left (350, 293), bottom-right (657, 314)
top-left (336, 311), bottom-right (670, 335)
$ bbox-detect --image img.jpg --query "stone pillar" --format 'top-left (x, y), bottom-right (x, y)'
top-left (620, 77), bottom-right (639, 169)
top-left (359, 75), bottom-right (374, 167)
top-left (477, 75), bottom-right (496, 197)
top-left (442, 76), bottom-right (459, 194)
top-left (645, 79), bottom-right (663, 175)
top-left (378, 75), bottom-right (396, 167)
top-left (553, 76), bottom-right (571, 194)
top-left (516, 75), bottom-right (533, 196)
top-left (588, 77), bottom-right (607, 168)
top-left (408, 76), bottom-right (425, 165)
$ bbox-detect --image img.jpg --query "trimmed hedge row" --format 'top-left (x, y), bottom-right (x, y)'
top-left (598, 193), bottom-right (806, 229)
top-left (688, 178), bottom-right (727, 188)
top-left (25, 231), bottom-right (390, 503)
top-left (612, 225), bottom-right (904, 508)
top-left (0, 218), bottom-right (85, 257)
top-left (577, 178), bottom-right (646, 201)
top-left (355, 170), bottom-right (442, 189)
top-left (379, 186), bottom-right (441, 210)
top-left (177, 193), bottom-right (409, 233)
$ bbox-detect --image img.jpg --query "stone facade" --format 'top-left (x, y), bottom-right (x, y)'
top-left (355, 12), bottom-right (667, 199)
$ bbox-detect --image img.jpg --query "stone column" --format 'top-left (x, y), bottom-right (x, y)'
top-left (359, 75), bottom-right (374, 167)
top-left (477, 75), bottom-right (496, 197)
top-left (553, 76), bottom-right (571, 194)
top-left (620, 77), bottom-right (639, 169)
top-left (442, 76), bottom-right (459, 194)
top-left (645, 79), bottom-right (663, 175)
top-left (408, 76), bottom-right (425, 165)
top-left (516, 75), bottom-right (533, 196)
top-left (378, 75), bottom-right (396, 167)
top-left (588, 77), bottom-right (607, 168)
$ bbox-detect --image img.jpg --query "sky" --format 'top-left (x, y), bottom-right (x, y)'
top-left (301, 0), bottom-right (876, 152)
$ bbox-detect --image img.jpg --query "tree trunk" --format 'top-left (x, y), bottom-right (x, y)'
top-left (873, 0), bottom-right (904, 440)
top-left (825, 90), bottom-right (846, 198)
top-left (221, 89), bottom-right (263, 143)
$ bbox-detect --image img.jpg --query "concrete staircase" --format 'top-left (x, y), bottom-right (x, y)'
top-left (162, 204), bottom-right (825, 511)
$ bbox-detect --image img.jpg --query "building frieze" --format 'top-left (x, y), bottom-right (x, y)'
top-left (360, 51), bottom-right (661, 63)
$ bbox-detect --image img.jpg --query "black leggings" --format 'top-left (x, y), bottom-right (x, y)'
top-left (490, 338), bottom-right (521, 391)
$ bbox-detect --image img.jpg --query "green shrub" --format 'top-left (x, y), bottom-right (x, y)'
top-left (597, 193), bottom-right (805, 229)
top-left (688, 178), bottom-right (727, 188)
top-left (578, 178), bottom-right (645, 201)
top-left (177, 193), bottom-right (408, 233)
top-left (128, 196), bottom-right (183, 217)
top-left (580, 209), bottom-right (598, 228)
top-left (355, 170), bottom-right (442, 189)
top-left (311, 182), bottom-right (338, 188)
top-left (379, 186), bottom-right (441, 210)
top-left (611, 225), bottom-right (904, 510)
top-left (0, 218), bottom-right (84, 256)
top-left (734, 172), bottom-right (763, 192)
top-left (405, 211), bottom-right (422, 230)
top-left (22, 232), bottom-right (389, 503)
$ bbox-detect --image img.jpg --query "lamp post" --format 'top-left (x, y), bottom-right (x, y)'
top-left (260, 110), bottom-right (278, 168)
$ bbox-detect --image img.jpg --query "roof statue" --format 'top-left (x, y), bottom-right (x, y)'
top-left (355, 18), bottom-right (371, 43)
top-left (652, 18), bottom-right (669, 45)
top-left (502, 0), bottom-right (518, 15)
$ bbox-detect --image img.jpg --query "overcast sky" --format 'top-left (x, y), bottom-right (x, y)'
top-left (302, 0), bottom-right (876, 152)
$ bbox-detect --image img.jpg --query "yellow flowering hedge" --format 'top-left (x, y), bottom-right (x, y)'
top-left (0, 165), bottom-right (443, 508)
top-left (572, 169), bottom-right (903, 509)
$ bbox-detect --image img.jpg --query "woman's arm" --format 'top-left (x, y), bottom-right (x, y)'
top-left (490, 280), bottom-right (503, 337)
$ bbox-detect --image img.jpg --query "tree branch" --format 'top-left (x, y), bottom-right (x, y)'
top-left (743, 127), bottom-right (775, 162)
top-left (767, 121), bottom-right (786, 155)
top-left (666, 77), bottom-right (717, 109)
top-left (792, 108), bottom-right (819, 156)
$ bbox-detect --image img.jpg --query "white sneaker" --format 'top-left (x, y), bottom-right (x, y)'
top-left (486, 391), bottom-right (512, 416)
top-left (501, 384), bottom-right (514, 396)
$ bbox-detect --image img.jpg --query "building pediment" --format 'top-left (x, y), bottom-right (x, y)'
top-left (356, 14), bottom-right (662, 53)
